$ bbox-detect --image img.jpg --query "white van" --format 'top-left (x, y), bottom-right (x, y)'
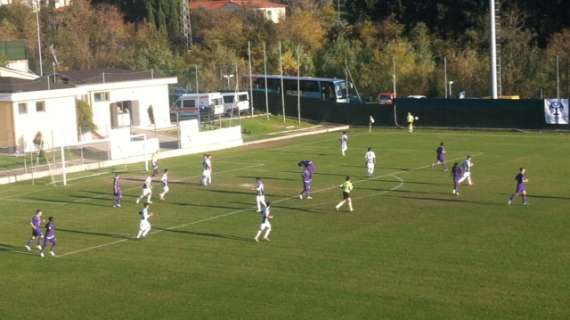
top-left (221, 92), bottom-right (250, 115)
top-left (171, 93), bottom-right (225, 119)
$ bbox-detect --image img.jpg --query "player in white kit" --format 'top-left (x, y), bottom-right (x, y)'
top-left (254, 202), bottom-right (273, 242)
top-left (340, 131), bottom-right (348, 156)
top-left (201, 154), bottom-right (212, 186)
top-left (364, 147), bottom-right (377, 177)
top-left (457, 155), bottom-right (474, 186)
top-left (136, 203), bottom-right (153, 239)
top-left (136, 175), bottom-right (153, 204)
top-left (255, 177), bottom-right (267, 213)
top-left (159, 169), bottom-right (169, 200)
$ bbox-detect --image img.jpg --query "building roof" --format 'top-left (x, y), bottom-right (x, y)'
top-left (56, 69), bottom-right (156, 85)
top-left (0, 77), bottom-right (73, 93)
top-left (190, 0), bottom-right (286, 10)
top-left (0, 69), bottom-right (174, 93)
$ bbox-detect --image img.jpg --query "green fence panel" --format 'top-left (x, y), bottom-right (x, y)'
top-left (252, 92), bottom-right (562, 129)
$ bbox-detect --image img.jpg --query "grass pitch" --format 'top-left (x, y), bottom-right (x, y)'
top-left (1, 128), bottom-right (569, 319)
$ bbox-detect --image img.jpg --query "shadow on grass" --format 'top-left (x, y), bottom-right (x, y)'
top-left (357, 187), bottom-right (450, 196)
top-left (58, 228), bottom-right (131, 239)
top-left (22, 196), bottom-right (107, 207)
top-left (272, 204), bottom-right (322, 214)
top-left (155, 227), bottom-right (251, 242)
top-left (385, 194), bottom-right (502, 206)
top-left (205, 188), bottom-right (289, 198)
top-left (0, 243), bottom-right (19, 251)
top-left (237, 175), bottom-right (298, 182)
top-left (500, 193), bottom-right (570, 201)
top-left (169, 202), bottom-right (246, 211)
top-left (82, 191), bottom-right (136, 198)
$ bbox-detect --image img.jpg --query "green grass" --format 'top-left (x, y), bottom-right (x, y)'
top-left (1, 128), bottom-right (569, 319)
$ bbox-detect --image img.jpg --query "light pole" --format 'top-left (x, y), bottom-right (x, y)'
top-left (448, 81), bottom-right (454, 98)
top-left (489, 0), bottom-right (498, 99)
top-left (223, 74), bottom-right (234, 90)
top-left (33, 0), bottom-right (43, 77)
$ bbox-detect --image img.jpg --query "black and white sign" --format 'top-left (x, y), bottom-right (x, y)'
top-left (544, 99), bottom-right (569, 125)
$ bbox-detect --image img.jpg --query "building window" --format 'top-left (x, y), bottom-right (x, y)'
top-left (18, 103), bottom-right (27, 114)
top-left (36, 101), bottom-right (46, 112)
top-left (94, 92), bottom-right (110, 102)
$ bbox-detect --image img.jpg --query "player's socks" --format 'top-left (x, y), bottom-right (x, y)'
top-left (40, 252), bottom-right (44, 258)
top-left (50, 251), bottom-right (55, 257)
top-left (25, 245), bottom-right (31, 251)
top-left (36, 245), bottom-right (42, 250)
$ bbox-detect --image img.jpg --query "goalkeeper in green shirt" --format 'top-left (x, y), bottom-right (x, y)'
top-left (335, 176), bottom-right (354, 212)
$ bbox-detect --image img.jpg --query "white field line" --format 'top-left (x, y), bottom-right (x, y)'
top-left (2, 163), bottom-right (265, 207)
top-left (55, 153), bottom-right (483, 258)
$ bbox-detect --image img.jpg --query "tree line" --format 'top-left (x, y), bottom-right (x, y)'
top-left (1, 0), bottom-right (569, 99)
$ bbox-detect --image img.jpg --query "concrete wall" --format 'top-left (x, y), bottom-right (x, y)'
top-left (89, 82), bottom-right (173, 136)
top-left (11, 95), bottom-right (78, 152)
top-left (179, 120), bottom-right (243, 153)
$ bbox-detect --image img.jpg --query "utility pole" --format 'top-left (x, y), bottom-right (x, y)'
top-left (297, 45), bottom-right (301, 127)
top-left (263, 42), bottom-right (269, 120)
top-left (556, 55), bottom-right (560, 99)
top-left (444, 56), bottom-right (448, 98)
top-left (248, 41), bottom-right (254, 117)
top-left (34, 0), bottom-right (43, 77)
top-left (279, 41), bottom-right (285, 124)
top-left (489, 0), bottom-right (498, 99)
top-left (392, 57), bottom-right (397, 98)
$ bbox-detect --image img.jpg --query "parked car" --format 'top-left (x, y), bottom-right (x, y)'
top-left (378, 92), bottom-right (395, 105)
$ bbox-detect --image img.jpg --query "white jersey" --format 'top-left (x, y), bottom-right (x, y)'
top-left (161, 173), bottom-right (168, 187)
top-left (203, 158), bottom-right (212, 171)
top-left (340, 134), bottom-right (348, 146)
top-left (140, 207), bottom-right (150, 221)
top-left (143, 176), bottom-right (152, 189)
top-left (462, 159), bottom-right (472, 172)
top-left (365, 151), bottom-right (376, 164)
top-left (256, 181), bottom-right (265, 196)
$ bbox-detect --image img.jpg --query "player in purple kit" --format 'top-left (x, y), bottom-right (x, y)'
top-left (298, 160), bottom-right (315, 199)
top-left (113, 173), bottom-right (122, 208)
top-left (40, 216), bottom-right (56, 257)
top-left (508, 168), bottom-right (529, 205)
top-left (432, 142), bottom-right (448, 171)
top-left (299, 167), bottom-right (313, 199)
top-left (25, 209), bottom-right (44, 251)
top-left (451, 162), bottom-right (462, 196)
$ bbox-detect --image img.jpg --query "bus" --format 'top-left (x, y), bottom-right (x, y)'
top-left (251, 75), bottom-right (358, 103)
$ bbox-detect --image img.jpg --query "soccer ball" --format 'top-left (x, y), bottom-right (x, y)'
top-left (415, 116), bottom-right (419, 121)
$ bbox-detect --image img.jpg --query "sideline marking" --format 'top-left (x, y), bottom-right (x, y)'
top-left (55, 153), bottom-right (482, 258)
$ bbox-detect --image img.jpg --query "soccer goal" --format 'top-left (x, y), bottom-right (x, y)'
top-left (44, 139), bottom-right (113, 186)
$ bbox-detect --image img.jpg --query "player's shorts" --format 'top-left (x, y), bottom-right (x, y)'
top-left (43, 237), bottom-right (56, 246)
top-left (139, 220), bottom-right (151, 232)
top-left (260, 221), bottom-right (271, 230)
top-left (256, 195), bottom-right (266, 203)
top-left (437, 155), bottom-right (445, 162)
top-left (341, 144), bottom-right (348, 151)
top-left (367, 162), bottom-right (375, 169)
top-left (32, 229), bottom-right (43, 237)
top-left (142, 188), bottom-right (151, 196)
top-left (462, 172), bottom-right (471, 178)
top-left (163, 186), bottom-right (169, 193)
top-left (516, 184), bottom-right (526, 194)
top-left (203, 169), bottom-right (211, 177)
top-left (342, 192), bottom-right (350, 199)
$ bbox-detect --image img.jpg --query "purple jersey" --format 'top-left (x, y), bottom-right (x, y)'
top-left (45, 221), bottom-right (56, 239)
top-left (298, 160), bottom-right (315, 174)
top-left (31, 215), bottom-right (42, 231)
top-left (303, 169), bottom-right (312, 182)
top-left (113, 177), bottom-right (122, 195)
top-left (436, 146), bottom-right (445, 161)
top-left (452, 166), bottom-right (462, 181)
top-left (515, 173), bottom-right (526, 192)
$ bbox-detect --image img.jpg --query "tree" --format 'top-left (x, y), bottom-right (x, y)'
top-left (76, 100), bottom-right (97, 135)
